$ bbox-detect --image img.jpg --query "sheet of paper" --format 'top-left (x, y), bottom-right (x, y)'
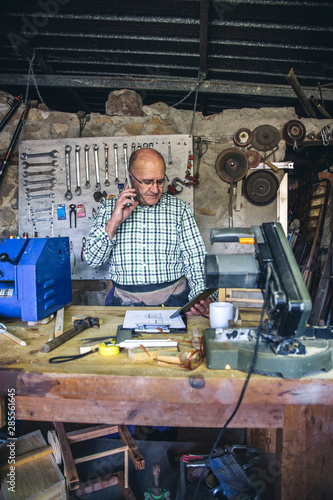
top-left (123, 309), bottom-right (186, 332)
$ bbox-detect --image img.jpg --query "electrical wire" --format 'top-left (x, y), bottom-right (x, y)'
top-left (192, 265), bottom-right (272, 500)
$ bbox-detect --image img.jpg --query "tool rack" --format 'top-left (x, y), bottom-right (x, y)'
top-left (18, 134), bottom-right (194, 280)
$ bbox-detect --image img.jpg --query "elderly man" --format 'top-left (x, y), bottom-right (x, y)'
top-left (84, 147), bottom-right (211, 316)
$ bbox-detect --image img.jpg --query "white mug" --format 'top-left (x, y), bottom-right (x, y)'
top-left (209, 302), bottom-right (239, 329)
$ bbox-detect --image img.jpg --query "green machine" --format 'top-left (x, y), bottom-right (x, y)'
top-left (203, 222), bottom-right (333, 378)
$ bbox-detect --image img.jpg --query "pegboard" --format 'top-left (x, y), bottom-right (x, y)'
top-left (18, 134), bottom-right (194, 280)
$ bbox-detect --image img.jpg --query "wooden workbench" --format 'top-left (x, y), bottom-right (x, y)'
top-left (0, 305), bottom-right (332, 500)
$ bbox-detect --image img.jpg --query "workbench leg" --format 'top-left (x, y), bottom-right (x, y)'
top-left (279, 405), bottom-right (333, 500)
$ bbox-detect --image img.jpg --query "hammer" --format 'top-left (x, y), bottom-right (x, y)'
top-left (41, 316), bottom-right (99, 353)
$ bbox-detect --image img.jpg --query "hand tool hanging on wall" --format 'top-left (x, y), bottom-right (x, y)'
top-left (215, 148), bottom-right (249, 228)
top-left (93, 144), bottom-right (101, 190)
top-left (283, 120), bottom-right (306, 151)
top-left (251, 125), bottom-right (280, 152)
top-left (69, 204), bottom-right (77, 228)
top-left (250, 125), bottom-right (280, 172)
top-left (244, 170), bottom-right (279, 206)
top-left (233, 128), bottom-right (253, 147)
top-left (84, 144), bottom-right (90, 188)
top-left (123, 143), bottom-right (128, 181)
top-left (74, 145), bottom-right (82, 195)
top-left (215, 148), bottom-right (248, 183)
top-left (0, 95), bottom-right (22, 133)
top-left (21, 149), bottom-right (58, 160)
top-left (245, 150), bottom-right (261, 169)
top-left (0, 100), bottom-right (30, 182)
top-left (64, 145), bottom-right (73, 200)
top-left (40, 316), bottom-right (100, 353)
top-left (104, 143), bottom-right (110, 186)
top-left (193, 137), bottom-right (218, 179)
top-left (114, 143), bottom-right (119, 183)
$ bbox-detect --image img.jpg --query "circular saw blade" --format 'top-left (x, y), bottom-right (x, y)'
top-left (215, 148), bottom-right (248, 183)
top-left (251, 125), bottom-right (281, 151)
top-left (233, 128), bottom-right (253, 147)
top-left (283, 120), bottom-right (306, 146)
top-left (245, 150), bottom-right (261, 168)
top-left (244, 170), bottom-right (279, 206)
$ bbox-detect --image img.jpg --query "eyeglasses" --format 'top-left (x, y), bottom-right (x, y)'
top-left (129, 171), bottom-right (169, 187)
top-left (139, 328), bottom-right (204, 370)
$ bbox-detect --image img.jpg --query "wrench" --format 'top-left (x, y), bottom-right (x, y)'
top-left (30, 205), bottom-right (54, 213)
top-left (31, 217), bottom-right (53, 224)
top-left (75, 145), bottom-right (82, 195)
top-left (84, 145), bottom-right (90, 188)
top-left (123, 143), bottom-right (128, 178)
top-left (131, 143), bottom-right (136, 154)
top-left (114, 144), bottom-right (119, 183)
top-left (168, 142), bottom-right (172, 164)
top-left (65, 145), bottom-right (73, 200)
top-left (22, 160), bottom-right (58, 169)
top-left (24, 177), bottom-right (56, 186)
top-left (21, 149), bottom-right (58, 160)
top-left (26, 193), bottom-right (55, 200)
top-left (25, 186), bottom-right (54, 194)
top-left (23, 169), bottom-right (56, 177)
top-left (104, 144), bottom-right (110, 187)
top-left (93, 144), bottom-right (101, 190)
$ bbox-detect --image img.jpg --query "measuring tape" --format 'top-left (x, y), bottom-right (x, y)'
top-left (98, 340), bottom-right (120, 356)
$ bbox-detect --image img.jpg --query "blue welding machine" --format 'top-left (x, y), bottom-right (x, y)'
top-left (0, 237), bottom-right (72, 322)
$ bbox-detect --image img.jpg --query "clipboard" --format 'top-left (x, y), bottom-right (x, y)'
top-left (122, 309), bottom-right (187, 333)
top-left (170, 288), bottom-right (217, 318)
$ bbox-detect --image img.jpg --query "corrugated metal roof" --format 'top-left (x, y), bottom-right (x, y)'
top-left (0, 0), bottom-right (332, 116)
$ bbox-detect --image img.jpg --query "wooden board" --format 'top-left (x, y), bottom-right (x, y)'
top-left (0, 430), bottom-right (66, 500)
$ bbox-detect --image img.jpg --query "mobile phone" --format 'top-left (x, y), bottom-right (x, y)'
top-left (170, 288), bottom-right (217, 318)
top-left (126, 170), bottom-right (135, 206)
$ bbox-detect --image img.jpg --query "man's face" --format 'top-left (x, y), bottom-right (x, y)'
top-left (130, 152), bottom-right (166, 206)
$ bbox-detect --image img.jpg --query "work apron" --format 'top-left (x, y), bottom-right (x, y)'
top-left (105, 276), bottom-right (189, 307)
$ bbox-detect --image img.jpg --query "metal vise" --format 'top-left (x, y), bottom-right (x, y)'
top-left (0, 237), bottom-right (72, 322)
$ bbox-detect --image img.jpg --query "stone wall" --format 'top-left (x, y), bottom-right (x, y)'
top-left (0, 89), bottom-right (330, 305)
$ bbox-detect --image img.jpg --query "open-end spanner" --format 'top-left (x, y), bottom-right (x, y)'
top-left (93, 144), bottom-right (101, 191)
top-left (22, 160), bottom-right (58, 169)
top-left (24, 177), bottom-right (56, 186)
top-left (26, 193), bottom-right (55, 200)
top-left (75, 145), bottom-right (82, 195)
top-left (25, 186), bottom-right (55, 194)
top-left (123, 143), bottom-right (128, 181)
top-left (23, 169), bottom-right (56, 177)
top-left (114, 144), bottom-right (119, 183)
top-left (21, 149), bottom-right (58, 160)
top-left (65, 145), bottom-right (73, 200)
top-left (31, 217), bottom-right (53, 224)
top-left (104, 143), bottom-right (110, 187)
top-left (84, 145), bottom-right (90, 188)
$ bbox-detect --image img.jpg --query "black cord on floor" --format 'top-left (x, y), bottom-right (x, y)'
top-left (192, 266), bottom-right (272, 500)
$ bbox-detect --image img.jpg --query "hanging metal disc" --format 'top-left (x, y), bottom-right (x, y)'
top-left (251, 125), bottom-right (281, 151)
top-left (283, 120), bottom-right (306, 147)
top-left (244, 170), bottom-right (279, 206)
top-left (245, 150), bottom-right (261, 169)
top-left (215, 148), bottom-right (248, 183)
top-left (233, 128), bottom-right (253, 147)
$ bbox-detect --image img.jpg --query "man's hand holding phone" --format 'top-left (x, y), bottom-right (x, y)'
top-left (105, 181), bottom-right (138, 239)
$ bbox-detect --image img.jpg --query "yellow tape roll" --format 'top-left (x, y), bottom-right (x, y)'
top-left (98, 341), bottom-right (120, 356)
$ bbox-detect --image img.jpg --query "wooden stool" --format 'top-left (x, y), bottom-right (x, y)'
top-left (53, 422), bottom-right (145, 499)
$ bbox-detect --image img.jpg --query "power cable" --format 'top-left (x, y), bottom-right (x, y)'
top-left (192, 265), bottom-right (272, 499)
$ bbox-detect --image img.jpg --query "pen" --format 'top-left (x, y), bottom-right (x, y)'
top-left (201, 314), bottom-right (209, 320)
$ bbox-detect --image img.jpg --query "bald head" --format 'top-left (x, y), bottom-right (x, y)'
top-left (129, 148), bottom-right (166, 173)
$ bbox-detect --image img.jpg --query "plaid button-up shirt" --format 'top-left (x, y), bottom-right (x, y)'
top-left (83, 193), bottom-right (207, 300)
